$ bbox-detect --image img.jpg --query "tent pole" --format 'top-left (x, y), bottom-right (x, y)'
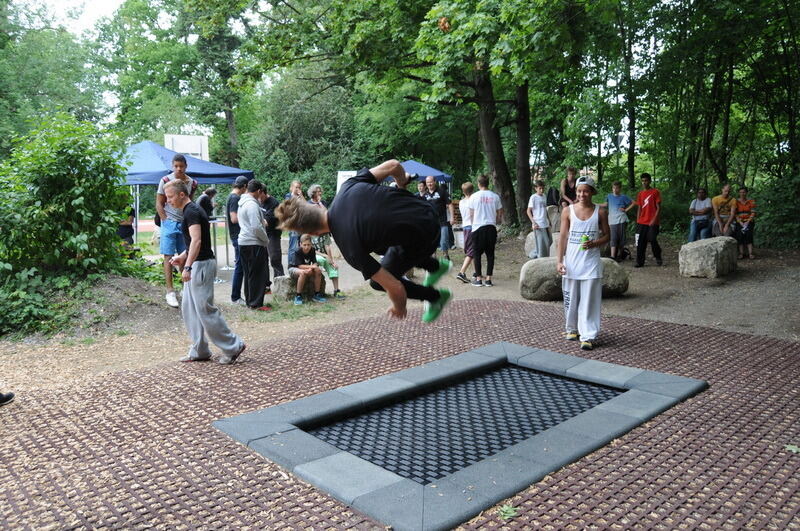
top-left (133, 185), bottom-right (140, 245)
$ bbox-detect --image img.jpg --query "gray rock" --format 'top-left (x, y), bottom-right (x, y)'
top-left (519, 257), bottom-right (629, 301)
top-left (679, 236), bottom-right (738, 278)
top-left (547, 205), bottom-right (561, 232)
top-left (524, 231), bottom-right (538, 258)
top-left (272, 274), bottom-right (327, 301)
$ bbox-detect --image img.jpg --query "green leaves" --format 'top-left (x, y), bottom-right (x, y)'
top-left (497, 504), bottom-right (519, 520)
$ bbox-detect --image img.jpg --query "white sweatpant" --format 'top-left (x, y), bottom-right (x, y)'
top-left (562, 277), bottom-right (602, 341)
top-left (182, 259), bottom-right (243, 359)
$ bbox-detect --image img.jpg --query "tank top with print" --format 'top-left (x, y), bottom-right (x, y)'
top-left (565, 204), bottom-right (603, 280)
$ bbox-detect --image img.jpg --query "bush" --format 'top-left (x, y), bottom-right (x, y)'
top-left (0, 114), bottom-right (135, 336)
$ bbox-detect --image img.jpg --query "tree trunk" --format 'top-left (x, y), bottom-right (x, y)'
top-left (515, 82), bottom-right (532, 227)
top-left (224, 108), bottom-right (240, 167)
top-left (474, 71), bottom-right (518, 225)
top-left (619, 2), bottom-right (637, 188)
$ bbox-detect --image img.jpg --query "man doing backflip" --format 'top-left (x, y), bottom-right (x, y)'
top-left (275, 160), bottom-right (452, 322)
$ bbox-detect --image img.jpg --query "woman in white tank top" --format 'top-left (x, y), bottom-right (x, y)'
top-left (556, 177), bottom-right (610, 350)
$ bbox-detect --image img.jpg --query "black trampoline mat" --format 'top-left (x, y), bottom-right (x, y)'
top-left (307, 366), bottom-right (621, 484)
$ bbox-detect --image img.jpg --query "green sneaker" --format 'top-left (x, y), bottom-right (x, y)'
top-left (423, 258), bottom-right (453, 287)
top-left (422, 288), bottom-right (452, 323)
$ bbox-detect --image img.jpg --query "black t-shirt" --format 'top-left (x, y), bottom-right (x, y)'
top-left (289, 246), bottom-right (316, 267)
top-left (197, 194), bottom-right (214, 217)
top-left (327, 168), bottom-right (439, 279)
top-left (182, 201), bottom-right (214, 261)
top-left (261, 195), bottom-right (282, 236)
top-left (423, 184), bottom-right (450, 224)
top-left (117, 208), bottom-right (135, 238)
top-left (226, 193), bottom-right (240, 240)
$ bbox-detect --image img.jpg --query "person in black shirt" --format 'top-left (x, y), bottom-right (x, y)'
top-left (197, 187), bottom-right (217, 217)
top-left (423, 176), bottom-right (454, 260)
top-left (288, 234), bottom-right (326, 305)
top-left (117, 207), bottom-right (135, 246)
top-left (275, 159), bottom-right (453, 323)
top-left (260, 186), bottom-right (285, 279)
top-left (226, 176), bottom-right (249, 304)
top-left (165, 180), bottom-right (245, 365)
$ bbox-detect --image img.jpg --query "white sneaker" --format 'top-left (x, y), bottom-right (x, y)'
top-left (165, 291), bottom-right (179, 308)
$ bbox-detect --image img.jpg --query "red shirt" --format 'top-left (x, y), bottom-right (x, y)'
top-left (636, 188), bottom-right (661, 225)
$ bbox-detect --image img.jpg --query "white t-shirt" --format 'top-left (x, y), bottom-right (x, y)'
top-left (459, 197), bottom-right (473, 228)
top-left (527, 193), bottom-right (549, 228)
top-left (690, 198), bottom-right (712, 221)
top-left (470, 189), bottom-right (502, 231)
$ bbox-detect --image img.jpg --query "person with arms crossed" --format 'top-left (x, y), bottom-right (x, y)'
top-left (155, 154), bottom-right (198, 307)
top-left (238, 180), bottom-right (272, 311)
top-left (557, 176), bottom-right (610, 351)
top-left (275, 160), bottom-right (452, 323)
top-left (687, 187), bottom-right (713, 242)
top-left (164, 180), bottom-right (245, 365)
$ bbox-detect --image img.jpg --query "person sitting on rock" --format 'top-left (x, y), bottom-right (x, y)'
top-left (288, 234), bottom-right (327, 305)
top-left (712, 183), bottom-right (737, 237)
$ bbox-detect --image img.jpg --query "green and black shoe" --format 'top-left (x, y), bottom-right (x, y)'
top-left (423, 258), bottom-right (453, 287)
top-left (422, 288), bottom-right (452, 323)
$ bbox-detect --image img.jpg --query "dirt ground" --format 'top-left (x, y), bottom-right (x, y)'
top-left (1, 235), bottom-right (797, 392)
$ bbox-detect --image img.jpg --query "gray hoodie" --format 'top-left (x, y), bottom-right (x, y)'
top-left (237, 193), bottom-right (269, 247)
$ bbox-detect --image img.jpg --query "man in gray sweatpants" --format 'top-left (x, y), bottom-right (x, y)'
top-left (165, 180), bottom-right (246, 364)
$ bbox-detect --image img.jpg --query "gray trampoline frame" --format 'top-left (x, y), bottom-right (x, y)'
top-left (214, 342), bottom-right (708, 531)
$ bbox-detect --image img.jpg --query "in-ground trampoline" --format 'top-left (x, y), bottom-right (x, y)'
top-left (215, 342), bottom-right (707, 531)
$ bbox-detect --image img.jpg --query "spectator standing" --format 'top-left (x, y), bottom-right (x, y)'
top-left (197, 187), bottom-right (217, 218)
top-left (117, 207), bottom-right (135, 247)
top-left (423, 176), bottom-right (453, 261)
top-left (288, 234), bottom-right (327, 305)
top-left (164, 180), bottom-right (245, 364)
top-left (307, 184), bottom-right (345, 299)
top-left (238, 180), bottom-right (271, 310)
top-left (416, 180), bottom-right (426, 197)
top-left (526, 180), bottom-right (552, 258)
top-left (260, 186), bottom-right (285, 280)
top-left (226, 176), bottom-right (249, 305)
top-left (626, 173), bottom-right (662, 268)
top-left (156, 154), bottom-right (198, 308)
top-left (556, 176), bottom-right (610, 351)
top-left (275, 160), bottom-right (453, 323)
top-left (284, 180), bottom-right (304, 256)
top-left (735, 186), bottom-right (757, 259)
top-left (455, 181), bottom-right (476, 283)
top-left (688, 187), bottom-right (713, 242)
top-left (712, 183), bottom-right (737, 237)
top-left (469, 175), bottom-right (503, 287)
top-left (559, 166), bottom-right (578, 207)
top-left (603, 181), bottom-right (633, 260)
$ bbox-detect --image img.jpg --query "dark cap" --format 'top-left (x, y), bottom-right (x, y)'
top-left (234, 175), bottom-right (249, 188)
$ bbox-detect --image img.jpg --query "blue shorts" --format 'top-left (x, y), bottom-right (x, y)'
top-left (159, 219), bottom-right (186, 256)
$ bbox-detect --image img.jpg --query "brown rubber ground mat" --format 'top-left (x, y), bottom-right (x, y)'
top-left (1, 299), bottom-right (798, 529)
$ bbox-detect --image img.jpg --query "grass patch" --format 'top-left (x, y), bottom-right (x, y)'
top-left (238, 298), bottom-right (339, 323)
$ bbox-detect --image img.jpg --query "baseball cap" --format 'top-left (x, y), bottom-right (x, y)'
top-left (575, 175), bottom-right (597, 192)
top-left (234, 175), bottom-right (249, 188)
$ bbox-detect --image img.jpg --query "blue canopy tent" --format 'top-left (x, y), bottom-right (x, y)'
top-left (122, 140), bottom-right (254, 244)
top-left (400, 160), bottom-right (452, 183)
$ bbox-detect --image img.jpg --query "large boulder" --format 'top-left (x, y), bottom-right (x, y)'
top-left (519, 257), bottom-right (629, 301)
top-left (547, 205), bottom-right (561, 232)
top-left (272, 274), bottom-right (327, 301)
top-left (679, 236), bottom-right (738, 278)
top-left (524, 231), bottom-right (537, 258)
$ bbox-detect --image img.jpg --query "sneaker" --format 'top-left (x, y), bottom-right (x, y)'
top-left (470, 278), bottom-right (483, 287)
top-left (423, 258), bottom-right (453, 287)
top-left (333, 290), bottom-right (346, 299)
top-left (165, 291), bottom-right (179, 308)
top-left (634, 264), bottom-right (643, 268)
top-left (312, 293), bottom-right (327, 303)
top-left (422, 288), bottom-right (452, 323)
top-left (564, 331), bottom-right (579, 341)
top-left (264, 287), bottom-right (272, 295)
top-left (580, 340), bottom-right (594, 351)
top-left (179, 355), bottom-right (211, 362)
top-left (0, 392), bottom-right (14, 407)
top-left (231, 298), bottom-right (246, 306)
top-left (455, 272), bottom-right (469, 283)
top-left (483, 279), bottom-right (494, 287)
top-left (294, 295), bottom-right (303, 305)
top-left (656, 259), bottom-right (663, 266)
top-left (219, 343), bottom-right (246, 365)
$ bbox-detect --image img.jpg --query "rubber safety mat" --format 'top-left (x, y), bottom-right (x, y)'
top-left (308, 366), bottom-right (622, 484)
